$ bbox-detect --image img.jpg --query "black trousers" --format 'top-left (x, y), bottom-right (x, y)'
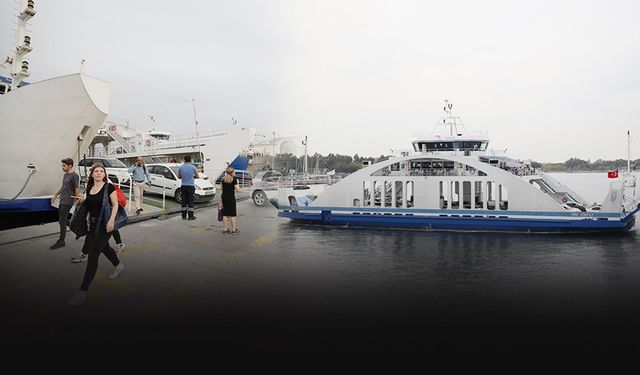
top-left (82, 229), bottom-right (121, 254)
top-left (112, 229), bottom-right (122, 244)
top-left (80, 225), bottom-right (120, 291)
top-left (58, 204), bottom-right (73, 241)
top-left (181, 185), bottom-right (196, 217)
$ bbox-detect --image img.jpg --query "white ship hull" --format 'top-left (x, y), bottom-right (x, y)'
top-left (0, 73), bottom-right (110, 213)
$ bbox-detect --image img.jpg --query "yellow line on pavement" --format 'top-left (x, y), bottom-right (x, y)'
top-left (117, 242), bottom-right (158, 257)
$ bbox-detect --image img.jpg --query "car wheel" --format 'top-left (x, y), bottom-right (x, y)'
top-left (252, 190), bottom-right (267, 206)
top-left (174, 189), bottom-right (182, 204)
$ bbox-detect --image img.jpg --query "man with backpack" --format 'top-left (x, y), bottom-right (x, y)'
top-left (128, 157), bottom-right (150, 215)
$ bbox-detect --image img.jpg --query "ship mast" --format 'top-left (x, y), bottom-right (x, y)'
top-left (628, 130), bottom-right (632, 174)
top-left (302, 135), bottom-right (308, 176)
top-left (11, 0), bottom-right (35, 90)
top-left (192, 98), bottom-right (203, 165)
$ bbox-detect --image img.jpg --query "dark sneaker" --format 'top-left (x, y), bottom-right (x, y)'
top-left (50, 240), bottom-right (65, 249)
top-left (187, 216), bottom-right (196, 221)
top-left (136, 209), bottom-right (142, 215)
top-left (231, 229), bottom-right (239, 234)
top-left (70, 252), bottom-right (88, 263)
top-left (223, 229), bottom-right (231, 234)
top-left (181, 215), bottom-right (187, 220)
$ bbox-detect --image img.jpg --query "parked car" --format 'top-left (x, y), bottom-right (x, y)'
top-left (78, 157), bottom-right (131, 186)
top-left (253, 170), bottom-right (282, 183)
top-left (145, 163), bottom-right (216, 203)
top-left (249, 170), bottom-right (282, 206)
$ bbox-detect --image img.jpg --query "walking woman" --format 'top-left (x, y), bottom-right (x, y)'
top-left (67, 163), bottom-right (124, 306)
top-left (221, 167), bottom-right (241, 234)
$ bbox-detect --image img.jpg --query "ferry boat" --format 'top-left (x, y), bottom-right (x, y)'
top-left (277, 102), bottom-right (639, 233)
top-left (0, 1), bottom-right (110, 227)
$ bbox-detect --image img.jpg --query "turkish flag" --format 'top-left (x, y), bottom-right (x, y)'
top-left (608, 170), bottom-right (619, 178)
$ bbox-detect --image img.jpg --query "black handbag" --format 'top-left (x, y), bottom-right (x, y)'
top-left (98, 184), bottom-right (128, 232)
top-left (69, 201), bottom-right (89, 238)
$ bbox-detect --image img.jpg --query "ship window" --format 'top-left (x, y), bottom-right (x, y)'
top-left (395, 181), bottom-right (403, 207)
top-left (363, 181), bottom-right (372, 206)
top-left (451, 181), bottom-right (460, 209)
top-left (499, 185), bottom-right (509, 210)
top-left (474, 181), bottom-right (483, 209)
top-left (373, 181), bottom-right (382, 207)
top-left (439, 181), bottom-right (449, 209)
top-left (487, 181), bottom-right (496, 210)
top-left (0, 83), bottom-right (6, 95)
top-left (384, 181), bottom-right (392, 207)
top-left (390, 163), bottom-right (400, 172)
top-left (372, 166), bottom-right (391, 176)
top-left (406, 181), bottom-right (414, 208)
top-left (463, 181), bottom-right (472, 209)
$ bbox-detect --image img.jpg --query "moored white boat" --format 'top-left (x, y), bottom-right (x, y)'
top-left (277, 102), bottom-right (639, 233)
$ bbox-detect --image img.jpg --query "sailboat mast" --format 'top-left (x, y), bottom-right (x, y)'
top-left (192, 98), bottom-right (203, 166)
top-left (303, 135), bottom-right (308, 176)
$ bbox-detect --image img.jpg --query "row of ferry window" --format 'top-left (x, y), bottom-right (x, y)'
top-left (373, 160), bottom-right (486, 177)
top-left (356, 180), bottom-right (509, 210)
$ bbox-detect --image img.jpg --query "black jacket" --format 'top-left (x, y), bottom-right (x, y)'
top-left (69, 202), bottom-right (89, 238)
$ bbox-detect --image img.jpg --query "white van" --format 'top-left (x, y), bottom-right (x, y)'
top-left (146, 163), bottom-right (215, 203)
top-left (77, 157), bottom-right (131, 186)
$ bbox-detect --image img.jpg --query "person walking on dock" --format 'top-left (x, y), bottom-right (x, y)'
top-left (67, 163), bottom-right (124, 307)
top-left (49, 158), bottom-right (80, 249)
top-left (178, 155), bottom-right (199, 220)
top-left (221, 167), bottom-right (241, 234)
top-left (129, 157), bottom-right (150, 215)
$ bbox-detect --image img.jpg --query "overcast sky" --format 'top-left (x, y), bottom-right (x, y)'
top-left (2, 0), bottom-right (639, 162)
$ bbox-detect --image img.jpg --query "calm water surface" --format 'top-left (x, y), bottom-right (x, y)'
top-left (253, 172), bottom-right (640, 348)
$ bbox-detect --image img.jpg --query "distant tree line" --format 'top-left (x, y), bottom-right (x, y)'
top-left (263, 154), bottom-right (638, 175)
top-left (265, 153), bottom-right (389, 175)
top-left (539, 158), bottom-right (639, 172)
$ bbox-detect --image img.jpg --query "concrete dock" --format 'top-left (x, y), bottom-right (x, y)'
top-left (0, 198), bottom-right (327, 347)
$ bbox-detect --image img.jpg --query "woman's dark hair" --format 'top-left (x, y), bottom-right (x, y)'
top-left (184, 155), bottom-right (192, 162)
top-left (87, 163), bottom-right (107, 191)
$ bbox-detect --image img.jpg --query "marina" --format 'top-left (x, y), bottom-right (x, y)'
top-left (1, 0), bottom-right (640, 350)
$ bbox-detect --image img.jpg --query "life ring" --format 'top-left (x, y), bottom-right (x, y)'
top-left (562, 197), bottom-right (568, 203)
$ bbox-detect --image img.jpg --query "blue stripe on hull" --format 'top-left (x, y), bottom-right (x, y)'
top-left (0, 197), bottom-right (55, 213)
top-left (278, 211), bottom-right (636, 233)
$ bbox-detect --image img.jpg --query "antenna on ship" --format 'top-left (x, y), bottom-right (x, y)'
top-left (10, 0), bottom-right (36, 90)
top-left (443, 99), bottom-right (456, 136)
